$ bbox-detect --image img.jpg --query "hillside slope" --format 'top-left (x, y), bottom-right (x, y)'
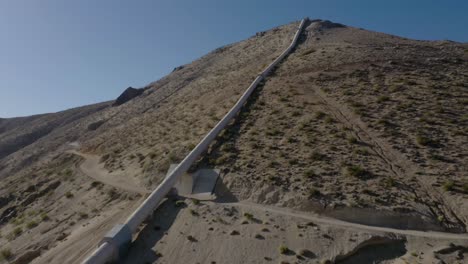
top-left (0, 19), bottom-right (467, 263)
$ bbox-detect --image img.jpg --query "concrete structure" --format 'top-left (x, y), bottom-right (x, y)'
top-left (82, 17), bottom-right (308, 264)
top-left (171, 164), bottom-right (220, 200)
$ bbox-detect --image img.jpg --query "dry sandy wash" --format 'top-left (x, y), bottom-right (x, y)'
top-left (0, 19), bottom-right (467, 263)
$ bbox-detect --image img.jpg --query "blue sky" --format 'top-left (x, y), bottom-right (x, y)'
top-left (1, 0), bottom-right (467, 117)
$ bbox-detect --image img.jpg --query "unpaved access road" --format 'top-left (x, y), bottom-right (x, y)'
top-left (224, 201), bottom-right (468, 240)
top-left (69, 150), bottom-right (149, 194)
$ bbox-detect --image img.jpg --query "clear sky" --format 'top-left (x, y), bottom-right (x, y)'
top-left (1, 0), bottom-right (467, 117)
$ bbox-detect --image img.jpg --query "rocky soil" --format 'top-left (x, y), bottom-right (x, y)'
top-left (0, 19), bottom-right (467, 263)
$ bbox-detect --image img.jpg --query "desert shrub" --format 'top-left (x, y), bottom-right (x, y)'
top-left (382, 177), bottom-right (396, 188)
top-left (0, 248), bottom-right (12, 260)
top-left (168, 151), bottom-right (179, 162)
top-left (220, 143), bottom-right (235, 152)
top-left (315, 111), bottom-right (326, 119)
top-left (377, 118), bottom-right (394, 127)
top-left (174, 200), bottom-right (186, 207)
top-left (289, 158), bottom-right (299, 165)
top-left (354, 148), bottom-right (369, 156)
top-left (100, 154), bottom-right (110, 162)
top-left (463, 182), bottom-right (468, 193)
top-left (437, 215), bottom-right (445, 223)
top-left (416, 135), bottom-right (437, 147)
top-left (310, 151), bottom-right (326, 161)
top-left (266, 128), bottom-right (282, 137)
top-left (304, 169), bottom-right (315, 179)
top-left (268, 161), bottom-right (280, 167)
top-left (40, 212), bottom-right (50, 221)
top-left (347, 136), bottom-right (358, 144)
top-left (442, 180), bottom-right (454, 191)
top-left (27, 210), bottom-right (37, 217)
top-left (189, 209), bottom-right (198, 216)
top-left (377, 95), bottom-right (390, 103)
top-left (107, 188), bottom-right (120, 200)
top-left (279, 245), bottom-right (289, 254)
top-left (90, 181), bottom-right (103, 189)
top-left (324, 116), bottom-right (334, 123)
top-left (11, 215), bottom-right (25, 226)
top-left (63, 168), bottom-right (72, 176)
top-left (291, 111), bottom-right (302, 117)
top-left (79, 212), bottom-right (89, 219)
top-left (214, 154), bottom-right (230, 165)
top-left (346, 165), bottom-right (370, 179)
top-left (26, 220), bottom-right (38, 229)
top-left (65, 191), bottom-right (74, 198)
top-left (8, 227), bottom-right (22, 240)
top-left (244, 212), bottom-right (253, 220)
top-left (309, 188), bottom-right (321, 197)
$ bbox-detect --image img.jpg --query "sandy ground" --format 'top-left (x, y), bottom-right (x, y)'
top-left (122, 193), bottom-right (468, 264)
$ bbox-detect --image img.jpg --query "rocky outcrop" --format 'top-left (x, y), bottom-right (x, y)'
top-left (113, 87), bottom-right (145, 106)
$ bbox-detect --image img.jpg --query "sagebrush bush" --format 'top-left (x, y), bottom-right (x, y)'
top-left (443, 180), bottom-right (454, 191)
top-left (279, 245), bottom-right (289, 254)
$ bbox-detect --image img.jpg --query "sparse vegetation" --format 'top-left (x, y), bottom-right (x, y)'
top-left (437, 215), bottom-right (445, 223)
top-left (279, 245), bottom-right (289, 254)
top-left (442, 180), bottom-right (454, 192)
top-left (26, 220), bottom-right (38, 229)
top-left (416, 135), bottom-right (437, 147)
top-left (79, 212), bottom-right (89, 219)
top-left (377, 95), bottom-right (390, 103)
top-left (382, 177), bottom-right (396, 188)
top-left (324, 116), bottom-right (334, 123)
top-left (310, 151), bottom-right (326, 161)
top-left (40, 212), bottom-right (50, 221)
top-left (175, 200), bottom-right (186, 207)
top-left (315, 111), bottom-right (326, 119)
top-left (65, 191), bottom-right (74, 198)
top-left (189, 209), bottom-right (198, 216)
top-left (346, 165), bottom-right (370, 179)
top-left (7, 227), bottom-right (23, 240)
top-left (304, 169), bottom-right (315, 178)
top-left (0, 248), bottom-right (12, 260)
top-left (244, 213), bottom-right (254, 220)
top-left (347, 136), bottom-right (358, 144)
top-left (309, 188), bottom-right (321, 197)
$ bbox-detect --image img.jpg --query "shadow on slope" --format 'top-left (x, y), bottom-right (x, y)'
top-left (122, 197), bottom-right (183, 263)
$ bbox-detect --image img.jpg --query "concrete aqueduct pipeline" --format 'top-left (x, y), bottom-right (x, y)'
top-left (82, 17), bottom-right (309, 264)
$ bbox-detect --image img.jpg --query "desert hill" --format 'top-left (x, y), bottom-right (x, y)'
top-left (0, 19), bottom-right (467, 264)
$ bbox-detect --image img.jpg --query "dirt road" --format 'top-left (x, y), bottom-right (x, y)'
top-left (69, 150), bottom-right (149, 194)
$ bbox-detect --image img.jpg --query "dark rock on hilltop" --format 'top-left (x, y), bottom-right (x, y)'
top-left (172, 65), bottom-right (185, 72)
top-left (113, 87), bottom-right (145, 106)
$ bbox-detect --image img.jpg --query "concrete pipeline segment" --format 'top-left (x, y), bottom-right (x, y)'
top-left (82, 17), bottom-right (308, 264)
